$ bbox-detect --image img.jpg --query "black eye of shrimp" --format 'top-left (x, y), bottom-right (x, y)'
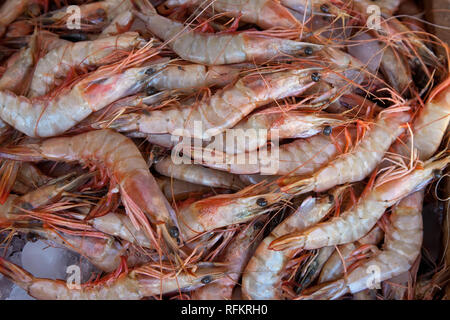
top-left (323, 126), bottom-right (332, 136)
top-left (320, 4), bottom-right (329, 13)
top-left (256, 198), bottom-right (268, 207)
top-left (169, 226), bottom-right (179, 238)
top-left (311, 72), bottom-right (321, 82)
top-left (304, 47), bottom-right (313, 56)
top-left (26, 233), bottom-right (39, 243)
top-left (433, 169), bottom-right (442, 179)
top-left (201, 275), bottom-right (213, 284)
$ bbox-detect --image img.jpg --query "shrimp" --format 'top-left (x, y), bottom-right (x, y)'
top-left (300, 191), bottom-right (424, 300)
top-left (11, 163), bottom-right (51, 194)
top-left (0, 257), bottom-right (225, 300)
top-left (177, 190), bottom-right (282, 240)
top-left (189, 126), bottom-right (349, 176)
top-left (0, 62), bottom-right (161, 138)
top-left (0, 0), bottom-right (29, 37)
top-left (204, 108), bottom-right (346, 155)
top-left (134, 1), bottom-right (322, 65)
top-left (242, 194), bottom-right (337, 300)
top-left (107, 67), bottom-right (323, 140)
top-left (282, 106), bottom-right (411, 194)
top-left (165, 0), bottom-right (300, 29)
top-left (318, 226), bottom-right (384, 283)
top-left (191, 219), bottom-right (265, 299)
top-left (100, 11), bottom-right (135, 37)
top-left (28, 32), bottom-right (145, 97)
top-left (394, 77), bottom-right (450, 161)
top-left (269, 155), bottom-right (449, 252)
top-left (154, 157), bottom-right (246, 190)
top-left (157, 176), bottom-right (219, 201)
top-left (146, 64), bottom-right (240, 93)
top-left (0, 129), bottom-right (180, 255)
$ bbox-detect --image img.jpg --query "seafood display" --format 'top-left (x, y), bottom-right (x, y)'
top-left (0, 0), bottom-right (448, 301)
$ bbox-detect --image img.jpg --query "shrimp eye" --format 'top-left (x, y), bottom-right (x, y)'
top-left (323, 126), bottom-right (332, 136)
top-left (146, 86), bottom-right (157, 96)
top-left (433, 169), bottom-right (442, 179)
top-left (254, 221), bottom-right (264, 230)
top-left (328, 194), bottom-right (334, 203)
top-left (201, 275), bottom-right (213, 284)
top-left (320, 4), bottom-right (330, 13)
top-left (169, 226), bottom-right (180, 238)
top-left (311, 72), bottom-right (321, 82)
top-left (26, 233), bottom-right (39, 243)
top-left (256, 198), bottom-right (268, 207)
top-left (304, 46), bottom-right (313, 56)
top-left (145, 68), bottom-right (155, 75)
top-left (20, 202), bottom-right (33, 211)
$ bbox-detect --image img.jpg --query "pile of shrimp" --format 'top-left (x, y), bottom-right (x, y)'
top-left (0, 0), bottom-right (448, 300)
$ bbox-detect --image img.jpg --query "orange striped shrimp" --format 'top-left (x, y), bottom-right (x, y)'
top-left (0, 130), bottom-right (180, 255)
top-left (0, 62), bottom-right (162, 138)
top-left (300, 190), bottom-right (424, 300)
top-left (269, 155), bottom-right (449, 252)
top-left (281, 106), bottom-right (411, 194)
top-left (134, 1), bottom-right (321, 65)
top-left (0, 257), bottom-right (225, 300)
top-left (165, 0), bottom-right (300, 29)
top-left (28, 32), bottom-right (145, 97)
top-left (242, 193), bottom-right (337, 300)
top-left (107, 67), bottom-right (323, 140)
top-left (154, 156), bottom-right (247, 190)
top-left (191, 219), bottom-right (265, 299)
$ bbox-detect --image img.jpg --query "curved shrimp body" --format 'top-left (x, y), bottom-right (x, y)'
top-left (318, 226), bottom-right (384, 283)
top-left (242, 195), bottom-right (335, 300)
top-left (0, 0), bottom-right (29, 37)
top-left (207, 109), bottom-right (345, 155)
top-left (178, 192), bottom-right (282, 240)
top-left (134, 7), bottom-right (321, 65)
top-left (282, 108), bottom-right (411, 194)
top-left (28, 32), bottom-right (145, 97)
top-left (109, 68), bottom-right (321, 140)
top-left (0, 130), bottom-right (177, 249)
top-left (269, 156), bottom-right (449, 252)
top-left (155, 157), bottom-right (246, 190)
top-left (193, 126), bottom-right (348, 176)
top-left (166, 0), bottom-right (299, 29)
top-left (395, 78), bottom-right (450, 161)
top-left (0, 65), bottom-right (156, 138)
top-left (304, 191), bottom-right (424, 300)
top-left (0, 257), bottom-right (225, 300)
top-left (147, 64), bottom-right (240, 92)
top-left (192, 221), bottom-right (265, 299)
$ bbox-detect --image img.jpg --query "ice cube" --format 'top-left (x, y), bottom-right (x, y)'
top-left (6, 284), bottom-right (34, 300)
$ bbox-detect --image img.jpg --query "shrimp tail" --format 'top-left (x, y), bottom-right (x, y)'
top-left (0, 144), bottom-right (44, 162)
top-left (0, 257), bottom-right (33, 291)
top-left (268, 233), bottom-right (306, 251)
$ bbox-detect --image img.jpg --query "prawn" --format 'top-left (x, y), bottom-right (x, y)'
top-left (300, 190), bottom-right (424, 300)
top-left (134, 1), bottom-right (322, 65)
top-left (154, 156), bottom-right (247, 190)
top-left (164, 0), bottom-right (300, 30)
top-left (281, 106), bottom-right (411, 194)
top-left (0, 257), bottom-right (226, 300)
top-left (269, 155), bottom-right (449, 251)
top-left (242, 193), bottom-right (337, 300)
top-left (191, 219), bottom-right (265, 299)
top-left (0, 0), bottom-right (29, 37)
top-left (0, 129), bottom-right (180, 256)
top-left (107, 67), bottom-right (324, 140)
top-left (0, 61), bottom-right (162, 138)
top-left (28, 32), bottom-right (145, 97)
